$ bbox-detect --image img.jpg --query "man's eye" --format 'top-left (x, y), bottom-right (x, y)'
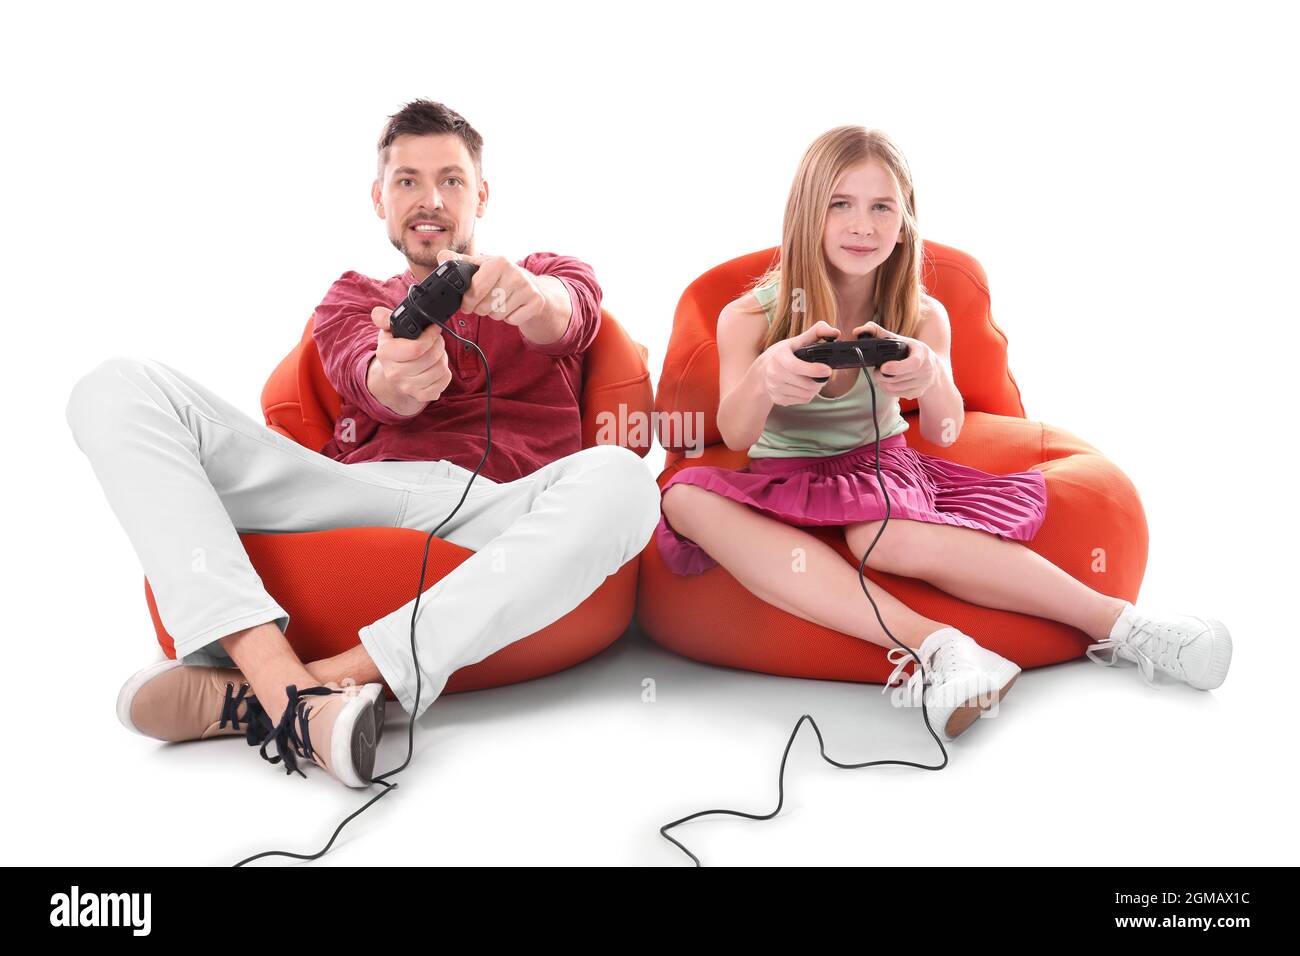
top-left (399, 178), bottom-right (415, 187)
top-left (443, 178), bottom-right (463, 186)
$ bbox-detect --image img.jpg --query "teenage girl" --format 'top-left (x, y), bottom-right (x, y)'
top-left (656, 125), bottom-right (1232, 741)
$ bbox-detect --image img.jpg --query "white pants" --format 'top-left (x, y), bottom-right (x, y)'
top-left (64, 356), bottom-right (661, 719)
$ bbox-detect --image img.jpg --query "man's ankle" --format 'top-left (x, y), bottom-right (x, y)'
top-left (302, 661), bottom-right (337, 687)
top-left (305, 644), bottom-right (382, 688)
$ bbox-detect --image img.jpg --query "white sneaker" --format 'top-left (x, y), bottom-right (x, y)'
top-left (1086, 602), bottom-right (1232, 690)
top-left (883, 627), bottom-right (1021, 741)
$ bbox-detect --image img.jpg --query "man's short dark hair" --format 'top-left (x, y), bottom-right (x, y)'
top-left (377, 99), bottom-right (484, 179)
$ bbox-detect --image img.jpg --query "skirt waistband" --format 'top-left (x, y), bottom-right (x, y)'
top-left (747, 433), bottom-right (909, 477)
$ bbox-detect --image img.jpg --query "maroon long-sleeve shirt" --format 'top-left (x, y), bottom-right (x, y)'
top-left (312, 252), bottom-right (602, 484)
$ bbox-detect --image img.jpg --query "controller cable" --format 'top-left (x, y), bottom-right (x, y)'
top-left (236, 280), bottom-right (490, 867)
top-left (234, 316), bottom-right (949, 866)
top-left (658, 342), bottom-right (951, 866)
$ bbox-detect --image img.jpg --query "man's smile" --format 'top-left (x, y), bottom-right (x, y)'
top-left (409, 218), bottom-right (451, 238)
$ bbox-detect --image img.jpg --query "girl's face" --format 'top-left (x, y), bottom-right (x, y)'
top-left (821, 158), bottom-right (905, 280)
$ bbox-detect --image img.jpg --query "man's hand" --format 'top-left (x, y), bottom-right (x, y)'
top-left (367, 305), bottom-right (452, 416)
top-left (436, 249), bottom-right (549, 328)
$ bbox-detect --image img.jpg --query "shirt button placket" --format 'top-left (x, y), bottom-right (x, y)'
top-left (458, 315), bottom-right (479, 377)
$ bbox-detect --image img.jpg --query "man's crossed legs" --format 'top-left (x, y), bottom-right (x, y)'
top-left (65, 356), bottom-right (661, 786)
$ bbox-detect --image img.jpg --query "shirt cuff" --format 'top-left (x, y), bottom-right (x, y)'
top-left (519, 275), bottom-right (583, 357)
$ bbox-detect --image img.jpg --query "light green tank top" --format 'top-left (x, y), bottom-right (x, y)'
top-left (747, 279), bottom-right (909, 459)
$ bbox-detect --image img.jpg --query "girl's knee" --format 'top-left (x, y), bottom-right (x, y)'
top-left (661, 482), bottom-right (711, 528)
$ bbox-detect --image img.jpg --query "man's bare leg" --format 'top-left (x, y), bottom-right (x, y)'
top-left (303, 643), bottom-right (385, 690)
top-left (217, 620), bottom-right (392, 718)
top-left (219, 622), bottom-right (323, 723)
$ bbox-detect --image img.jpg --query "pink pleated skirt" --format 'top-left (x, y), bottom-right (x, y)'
top-left (655, 432), bottom-right (1049, 576)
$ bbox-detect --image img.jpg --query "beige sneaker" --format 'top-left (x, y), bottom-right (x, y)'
top-left (257, 682), bottom-right (385, 788)
top-left (117, 660), bottom-right (387, 751)
top-left (117, 660), bottom-right (272, 743)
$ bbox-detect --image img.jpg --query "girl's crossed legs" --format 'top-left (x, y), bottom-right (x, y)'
top-left (661, 483), bottom-right (1124, 651)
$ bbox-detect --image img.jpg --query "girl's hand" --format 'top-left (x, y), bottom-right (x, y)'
top-left (852, 321), bottom-right (941, 400)
top-left (759, 321), bottom-right (840, 406)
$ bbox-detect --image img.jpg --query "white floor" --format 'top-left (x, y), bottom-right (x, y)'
top-left (15, 553), bottom-right (1286, 866)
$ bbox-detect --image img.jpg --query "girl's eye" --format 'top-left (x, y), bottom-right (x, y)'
top-left (831, 200), bottom-right (850, 209)
top-left (874, 203), bottom-right (893, 212)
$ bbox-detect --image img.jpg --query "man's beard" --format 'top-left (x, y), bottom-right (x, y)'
top-left (392, 224), bottom-right (472, 268)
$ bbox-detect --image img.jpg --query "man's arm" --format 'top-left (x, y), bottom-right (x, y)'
top-left (516, 274), bottom-right (575, 349)
top-left (366, 353), bottom-right (427, 418)
top-left (312, 272), bottom-right (425, 424)
top-left (514, 252), bottom-right (603, 358)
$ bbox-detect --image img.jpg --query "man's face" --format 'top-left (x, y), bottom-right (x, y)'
top-left (372, 133), bottom-right (487, 276)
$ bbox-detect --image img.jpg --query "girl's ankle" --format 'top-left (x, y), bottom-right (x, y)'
top-left (1094, 598), bottom-right (1132, 641)
top-left (915, 624), bottom-right (965, 656)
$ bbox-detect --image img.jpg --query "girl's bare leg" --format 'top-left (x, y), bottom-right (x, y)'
top-left (845, 519), bottom-right (1126, 641)
top-left (662, 484), bottom-right (947, 650)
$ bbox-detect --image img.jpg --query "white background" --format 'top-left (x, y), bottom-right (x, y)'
top-left (4, 0), bottom-right (1296, 866)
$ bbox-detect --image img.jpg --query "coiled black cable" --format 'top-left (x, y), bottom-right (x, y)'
top-left (235, 283), bottom-right (491, 867)
top-left (233, 312), bottom-right (950, 866)
top-left (659, 342), bottom-right (950, 866)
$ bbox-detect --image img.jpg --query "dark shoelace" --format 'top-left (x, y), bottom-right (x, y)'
top-left (257, 685), bottom-right (340, 779)
top-left (219, 681), bottom-right (276, 745)
top-left (236, 308), bottom-right (488, 866)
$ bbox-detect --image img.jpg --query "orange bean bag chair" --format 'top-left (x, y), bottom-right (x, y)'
top-left (144, 309), bottom-right (654, 696)
top-left (638, 242), bottom-right (1148, 683)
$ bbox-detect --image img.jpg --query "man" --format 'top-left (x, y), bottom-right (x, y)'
top-left (65, 99), bottom-right (661, 789)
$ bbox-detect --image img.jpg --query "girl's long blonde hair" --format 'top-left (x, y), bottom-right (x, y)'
top-left (748, 126), bottom-right (924, 349)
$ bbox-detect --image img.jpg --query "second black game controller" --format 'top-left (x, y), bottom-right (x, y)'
top-left (389, 259), bottom-right (480, 340)
top-left (794, 332), bottom-right (910, 383)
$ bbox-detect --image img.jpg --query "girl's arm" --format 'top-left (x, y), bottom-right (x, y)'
top-left (715, 296), bottom-right (840, 450)
top-left (715, 297), bottom-right (775, 451)
top-left (912, 298), bottom-right (965, 446)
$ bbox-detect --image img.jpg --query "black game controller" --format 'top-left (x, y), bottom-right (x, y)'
top-left (389, 259), bottom-right (480, 339)
top-left (794, 332), bottom-right (910, 383)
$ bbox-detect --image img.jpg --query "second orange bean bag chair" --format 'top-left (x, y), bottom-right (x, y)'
top-left (638, 242), bottom-right (1148, 684)
top-left (144, 308), bottom-right (654, 696)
